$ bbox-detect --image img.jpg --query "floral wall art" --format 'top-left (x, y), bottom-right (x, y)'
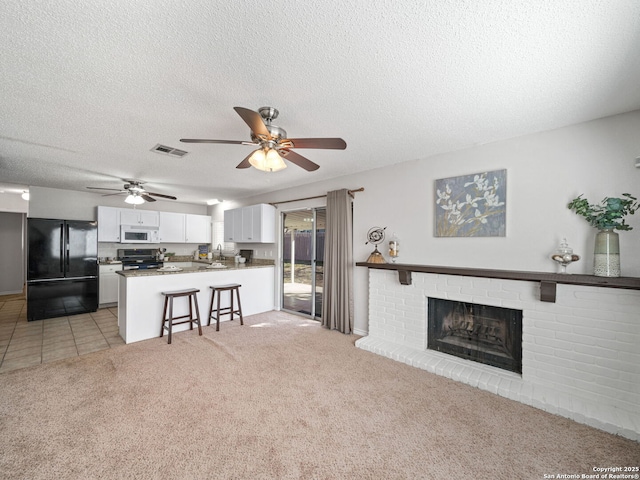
top-left (435, 169), bottom-right (507, 237)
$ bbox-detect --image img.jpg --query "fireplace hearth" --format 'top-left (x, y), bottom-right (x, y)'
top-left (427, 298), bottom-right (522, 374)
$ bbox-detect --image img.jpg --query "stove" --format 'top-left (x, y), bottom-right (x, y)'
top-left (117, 248), bottom-right (163, 270)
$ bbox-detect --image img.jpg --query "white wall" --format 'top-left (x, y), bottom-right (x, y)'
top-left (231, 110), bottom-right (640, 335)
top-left (0, 192), bottom-right (29, 214)
top-left (0, 189), bottom-right (28, 293)
top-left (0, 212), bottom-right (25, 295)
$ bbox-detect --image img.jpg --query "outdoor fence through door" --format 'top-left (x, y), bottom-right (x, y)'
top-left (282, 208), bottom-right (325, 318)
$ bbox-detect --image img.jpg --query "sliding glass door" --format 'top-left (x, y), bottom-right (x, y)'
top-left (282, 208), bottom-right (325, 319)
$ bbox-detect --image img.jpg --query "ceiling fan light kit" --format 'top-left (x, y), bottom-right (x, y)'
top-left (180, 106), bottom-right (347, 173)
top-left (249, 147), bottom-right (287, 172)
top-left (124, 193), bottom-right (145, 205)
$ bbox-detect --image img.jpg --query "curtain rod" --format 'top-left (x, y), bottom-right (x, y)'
top-left (269, 187), bottom-right (364, 206)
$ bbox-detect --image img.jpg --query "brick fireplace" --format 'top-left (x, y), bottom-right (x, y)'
top-left (427, 298), bottom-right (523, 373)
top-left (355, 267), bottom-right (640, 441)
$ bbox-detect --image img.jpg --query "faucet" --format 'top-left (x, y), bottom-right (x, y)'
top-left (216, 244), bottom-right (222, 259)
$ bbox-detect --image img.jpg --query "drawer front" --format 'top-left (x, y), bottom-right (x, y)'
top-left (99, 264), bottom-right (123, 274)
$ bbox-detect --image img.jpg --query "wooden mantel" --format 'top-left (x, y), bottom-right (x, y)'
top-left (355, 262), bottom-right (640, 303)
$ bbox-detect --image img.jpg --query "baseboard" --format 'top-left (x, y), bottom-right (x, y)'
top-left (0, 290), bottom-right (24, 296)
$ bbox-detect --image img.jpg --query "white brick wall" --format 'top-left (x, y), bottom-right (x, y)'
top-left (356, 270), bottom-right (640, 441)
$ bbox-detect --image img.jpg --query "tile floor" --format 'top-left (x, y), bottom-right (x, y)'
top-left (0, 295), bottom-right (123, 374)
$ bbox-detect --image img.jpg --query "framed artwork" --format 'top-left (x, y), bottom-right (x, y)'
top-left (435, 169), bottom-right (506, 237)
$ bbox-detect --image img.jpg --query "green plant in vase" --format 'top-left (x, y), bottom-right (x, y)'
top-left (567, 193), bottom-right (639, 277)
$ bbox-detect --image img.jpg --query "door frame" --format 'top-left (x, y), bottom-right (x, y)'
top-left (280, 207), bottom-right (324, 319)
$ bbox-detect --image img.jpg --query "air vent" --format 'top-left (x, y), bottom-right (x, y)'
top-left (151, 144), bottom-right (189, 158)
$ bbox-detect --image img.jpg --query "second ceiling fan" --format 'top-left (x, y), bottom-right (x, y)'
top-left (180, 107), bottom-right (347, 172)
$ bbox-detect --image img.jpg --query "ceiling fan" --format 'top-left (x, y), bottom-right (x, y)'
top-left (86, 180), bottom-right (177, 204)
top-left (180, 106), bottom-right (347, 172)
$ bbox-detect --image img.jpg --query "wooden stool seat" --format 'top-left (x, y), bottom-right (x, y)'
top-left (160, 288), bottom-right (202, 344)
top-left (208, 284), bottom-right (243, 331)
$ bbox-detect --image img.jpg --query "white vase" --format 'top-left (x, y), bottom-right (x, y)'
top-left (593, 228), bottom-right (620, 277)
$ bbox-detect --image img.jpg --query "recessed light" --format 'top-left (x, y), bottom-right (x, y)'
top-left (207, 199), bottom-right (223, 205)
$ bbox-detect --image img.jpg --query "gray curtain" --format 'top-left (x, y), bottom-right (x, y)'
top-left (321, 189), bottom-right (353, 333)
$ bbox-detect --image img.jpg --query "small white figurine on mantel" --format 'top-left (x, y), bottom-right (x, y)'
top-left (388, 233), bottom-right (400, 263)
top-left (551, 238), bottom-right (580, 274)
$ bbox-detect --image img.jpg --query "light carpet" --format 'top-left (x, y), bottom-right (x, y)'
top-left (0, 311), bottom-right (638, 479)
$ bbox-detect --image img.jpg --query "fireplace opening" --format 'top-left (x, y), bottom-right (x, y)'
top-left (427, 298), bottom-right (522, 374)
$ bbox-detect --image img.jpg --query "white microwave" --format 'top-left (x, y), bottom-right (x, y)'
top-left (120, 225), bottom-right (159, 244)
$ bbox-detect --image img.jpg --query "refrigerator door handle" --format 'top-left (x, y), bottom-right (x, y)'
top-left (59, 224), bottom-right (65, 273)
top-left (65, 223), bottom-right (70, 271)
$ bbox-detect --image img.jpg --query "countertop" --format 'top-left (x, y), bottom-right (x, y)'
top-left (116, 261), bottom-right (274, 277)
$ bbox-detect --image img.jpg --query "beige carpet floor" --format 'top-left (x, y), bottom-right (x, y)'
top-left (0, 311), bottom-right (638, 479)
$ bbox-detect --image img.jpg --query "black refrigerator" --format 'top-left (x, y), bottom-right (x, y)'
top-left (27, 218), bottom-right (99, 321)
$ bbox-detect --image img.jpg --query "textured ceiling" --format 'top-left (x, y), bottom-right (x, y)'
top-left (1, 0), bottom-right (640, 205)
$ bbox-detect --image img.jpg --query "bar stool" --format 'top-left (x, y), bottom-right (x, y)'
top-left (160, 288), bottom-right (202, 344)
top-left (208, 284), bottom-right (243, 331)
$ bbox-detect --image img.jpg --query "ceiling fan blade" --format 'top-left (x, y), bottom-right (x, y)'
top-left (180, 139), bottom-right (255, 145)
top-left (281, 138), bottom-right (347, 150)
top-left (279, 149), bottom-right (320, 171)
top-left (101, 192), bottom-right (127, 197)
top-left (141, 194), bottom-right (156, 202)
top-left (86, 187), bottom-right (125, 192)
top-left (236, 151), bottom-right (254, 169)
top-left (233, 107), bottom-right (270, 140)
top-left (145, 191), bottom-right (177, 200)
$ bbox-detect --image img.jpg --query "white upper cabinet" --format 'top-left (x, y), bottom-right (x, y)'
top-left (223, 209), bottom-right (234, 242)
top-left (185, 214), bottom-right (211, 243)
top-left (224, 208), bottom-right (243, 242)
top-left (232, 208), bottom-right (243, 241)
top-left (241, 206), bottom-right (254, 241)
top-left (159, 212), bottom-right (186, 243)
top-left (98, 206), bottom-right (210, 244)
top-left (223, 204), bottom-right (275, 243)
top-left (253, 204), bottom-right (276, 243)
top-left (119, 209), bottom-right (159, 227)
top-left (97, 206), bottom-right (120, 242)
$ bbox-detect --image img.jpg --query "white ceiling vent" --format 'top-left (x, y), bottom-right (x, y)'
top-left (151, 144), bottom-right (189, 157)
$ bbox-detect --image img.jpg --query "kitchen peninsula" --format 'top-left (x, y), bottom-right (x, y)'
top-left (116, 261), bottom-right (274, 343)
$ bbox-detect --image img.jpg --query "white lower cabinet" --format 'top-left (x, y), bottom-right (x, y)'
top-left (99, 264), bottom-right (122, 305)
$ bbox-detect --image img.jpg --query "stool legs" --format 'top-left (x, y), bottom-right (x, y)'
top-left (208, 285), bottom-right (243, 331)
top-left (160, 290), bottom-right (202, 344)
top-left (234, 288), bottom-right (244, 326)
top-left (168, 296), bottom-right (174, 344)
top-left (216, 288), bottom-right (222, 331)
top-left (160, 296), bottom-right (169, 338)
top-left (192, 297), bottom-right (202, 336)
